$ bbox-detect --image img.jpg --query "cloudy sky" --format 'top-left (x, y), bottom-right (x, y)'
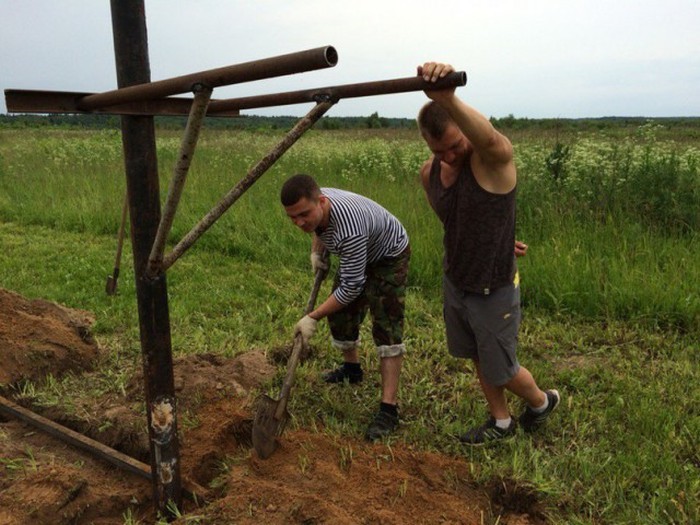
top-left (1, 0), bottom-right (698, 119)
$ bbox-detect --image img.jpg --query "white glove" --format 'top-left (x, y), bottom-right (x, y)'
top-left (294, 315), bottom-right (318, 344)
top-left (310, 251), bottom-right (330, 274)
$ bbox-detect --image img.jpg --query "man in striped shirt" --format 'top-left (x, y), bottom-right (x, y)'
top-left (281, 174), bottom-right (411, 441)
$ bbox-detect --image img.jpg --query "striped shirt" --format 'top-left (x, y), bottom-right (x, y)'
top-left (317, 188), bottom-right (409, 305)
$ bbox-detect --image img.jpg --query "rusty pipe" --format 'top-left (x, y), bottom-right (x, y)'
top-left (78, 46), bottom-right (338, 111)
top-left (147, 84), bottom-right (212, 278)
top-left (161, 100), bottom-right (335, 271)
top-left (206, 71), bottom-right (466, 113)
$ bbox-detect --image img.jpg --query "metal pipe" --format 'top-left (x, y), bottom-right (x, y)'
top-left (206, 71), bottom-right (466, 113)
top-left (162, 100), bottom-right (335, 271)
top-left (78, 46), bottom-right (338, 111)
top-left (4, 88), bottom-right (239, 117)
top-left (0, 395), bottom-right (209, 503)
top-left (5, 69), bottom-right (462, 117)
top-left (148, 84), bottom-right (212, 278)
top-left (110, 0), bottom-right (182, 514)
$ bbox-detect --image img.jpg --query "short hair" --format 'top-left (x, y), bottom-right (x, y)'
top-left (280, 174), bottom-right (321, 206)
top-left (417, 101), bottom-right (453, 139)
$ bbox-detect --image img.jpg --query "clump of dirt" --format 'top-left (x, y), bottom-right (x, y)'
top-left (267, 341), bottom-right (316, 365)
top-left (0, 289), bottom-right (547, 525)
top-left (127, 350), bottom-right (277, 404)
top-left (0, 288), bottom-right (99, 387)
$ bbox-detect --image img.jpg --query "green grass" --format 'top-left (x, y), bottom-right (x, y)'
top-left (0, 124), bottom-right (698, 524)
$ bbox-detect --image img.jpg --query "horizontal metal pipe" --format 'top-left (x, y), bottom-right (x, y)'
top-left (4, 89), bottom-right (240, 117)
top-left (207, 71), bottom-right (466, 112)
top-left (5, 70), bottom-right (462, 117)
top-left (78, 46), bottom-right (338, 110)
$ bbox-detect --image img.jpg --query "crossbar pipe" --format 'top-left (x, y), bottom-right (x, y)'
top-left (78, 46), bottom-right (337, 111)
top-left (4, 70), bottom-right (461, 117)
top-left (4, 88), bottom-right (239, 117)
top-left (147, 84), bottom-right (212, 277)
top-left (206, 71), bottom-right (466, 112)
top-left (162, 100), bottom-right (335, 271)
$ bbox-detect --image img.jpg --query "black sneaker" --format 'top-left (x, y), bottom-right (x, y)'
top-left (322, 364), bottom-right (363, 384)
top-left (518, 389), bottom-right (561, 432)
top-left (459, 417), bottom-right (516, 445)
top-left (365, 410), bottom-right (399, 441)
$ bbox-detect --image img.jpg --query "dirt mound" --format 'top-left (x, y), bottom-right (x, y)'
top-left (0, 289), bottom-right (546, 525)
top-left (127, 350), bottom-right (276, 403)
top-left (0, 288), bottom-right (99, 387)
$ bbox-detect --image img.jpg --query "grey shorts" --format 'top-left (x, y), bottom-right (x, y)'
top-left (442, 274), bottom-right (521, 386)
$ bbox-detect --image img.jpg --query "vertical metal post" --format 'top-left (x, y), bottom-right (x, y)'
top-left (110, 0), bottom-right (182, 516)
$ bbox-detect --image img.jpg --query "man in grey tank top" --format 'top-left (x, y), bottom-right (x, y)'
top-left (417, 61), bottom-right (561, 445)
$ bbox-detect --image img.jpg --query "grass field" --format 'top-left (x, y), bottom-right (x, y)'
top-left (0, 122), bottom-right (698, 524)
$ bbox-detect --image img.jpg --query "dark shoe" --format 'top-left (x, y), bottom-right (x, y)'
top-left (323, 364), bottom-right (363, 384)
top-left (459, 417), bottom-right (516, 445)
top-left (518, 389), bottom-right (561, 432)
top-left (365, 410), bottom-right (399, 441)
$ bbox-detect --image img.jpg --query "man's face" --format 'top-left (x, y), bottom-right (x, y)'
top-left (423, 124), bottom-right (469, 166)
top-left (284, 195), bottom-right (325, 233)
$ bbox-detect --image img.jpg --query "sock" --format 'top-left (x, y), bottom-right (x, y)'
top-left (380, 402), bottom-right (398, 417)
top-left (495, 417), bottom-right (512, 429)
top-left (531, 394), bottom-right (549, 413)
top-left (343, 362), bottom-right (362, 373)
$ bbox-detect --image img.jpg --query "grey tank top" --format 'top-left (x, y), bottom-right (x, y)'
top-left (425, 156), bottom-right (516, 295)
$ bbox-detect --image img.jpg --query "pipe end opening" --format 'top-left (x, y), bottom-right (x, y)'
top-left (324, 46), bottom-right (339, 66)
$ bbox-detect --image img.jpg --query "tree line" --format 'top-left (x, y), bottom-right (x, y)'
top-left (1, 112), bottom-right (698, 133)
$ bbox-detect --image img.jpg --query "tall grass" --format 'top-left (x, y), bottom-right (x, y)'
top-left (0, 123), bottom-right (698, 524)
top-left (1, 124), bottom-right (698, 330)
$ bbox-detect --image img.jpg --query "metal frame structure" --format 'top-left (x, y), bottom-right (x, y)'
top-left (2, 0), bottom-right (466, 517)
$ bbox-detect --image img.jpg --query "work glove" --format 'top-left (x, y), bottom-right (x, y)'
top-left (294, 315), bottom-right (318, 344)
top-left (310, 250), bottom-right (330, 278)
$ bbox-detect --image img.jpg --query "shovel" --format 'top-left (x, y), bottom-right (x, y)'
top-left (105, 192), bottom-right (128, 295)
top-left (252, 267), bottom-right (325, 459)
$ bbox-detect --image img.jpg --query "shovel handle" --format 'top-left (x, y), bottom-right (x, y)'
top-left (274, 268), bottom-right (326, 419)
top-left (114, 192), bottom-right (129, 268)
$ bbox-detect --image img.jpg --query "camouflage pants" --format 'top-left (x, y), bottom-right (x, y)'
top-left (328, 246), bottom-right (410, 358)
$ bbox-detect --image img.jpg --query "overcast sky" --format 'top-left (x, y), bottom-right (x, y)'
top-left (1, 0), bottom-right (699, 119)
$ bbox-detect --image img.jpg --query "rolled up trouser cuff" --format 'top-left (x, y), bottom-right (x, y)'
top-left (377, 343), bottom-right (405, 358)
top-left (332, 338), bottom-right (359, 351)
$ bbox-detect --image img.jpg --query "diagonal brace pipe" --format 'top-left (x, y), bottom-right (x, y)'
top-left (147, 84), bottom-right (212, 278)
top-left (161, 100), bottom-right (335, 272)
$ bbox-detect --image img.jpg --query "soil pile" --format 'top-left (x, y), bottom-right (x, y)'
top-left (0, 289), bottom-right (545, 524)
top-left (0, 288), bottom-right (99, 386)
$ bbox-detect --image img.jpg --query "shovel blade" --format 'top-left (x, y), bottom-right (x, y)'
top-left (252, 395), bottom-right (289, 459)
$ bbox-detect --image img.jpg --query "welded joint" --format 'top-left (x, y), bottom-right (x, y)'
top-left (158, 458), bottom-right (177, 485)
top-left (150, 397), bottom-right (175, 445)
top-left (152, 437), bottom-right (178, 485)
top-left (312, 92), bottom-right (336, 104)
top-left (191, 82), bottom-right (213, 96)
